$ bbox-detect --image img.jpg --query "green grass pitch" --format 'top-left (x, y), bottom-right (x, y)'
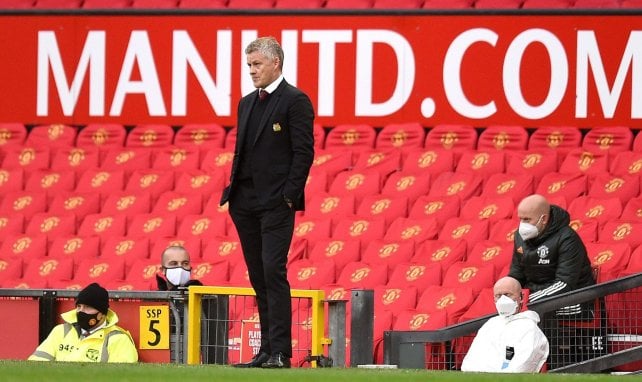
top-left (0, 360), bottom-right (627, 382)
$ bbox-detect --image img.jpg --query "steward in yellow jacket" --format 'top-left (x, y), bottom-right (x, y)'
top-left (29, 283), bottom-right (138, 363)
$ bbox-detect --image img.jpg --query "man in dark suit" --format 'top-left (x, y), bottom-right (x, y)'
top-left (220, 36), bottom-right (314, 369)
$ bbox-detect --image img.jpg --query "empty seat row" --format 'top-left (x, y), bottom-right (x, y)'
top-left (3, 0), bottom-right (635, 9)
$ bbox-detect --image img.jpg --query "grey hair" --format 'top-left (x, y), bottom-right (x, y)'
top-left (245, 36), bottom-right (284, 70)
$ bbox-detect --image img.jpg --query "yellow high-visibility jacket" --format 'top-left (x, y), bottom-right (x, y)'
top-left (28, 308), bottom-right (138, 363)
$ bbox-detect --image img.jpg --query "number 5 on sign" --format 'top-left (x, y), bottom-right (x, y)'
top-left (139, 306), bottom-right (169, 349)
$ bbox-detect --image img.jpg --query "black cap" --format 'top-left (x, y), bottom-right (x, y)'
top-left (76, 283), bottom-right (109, 314)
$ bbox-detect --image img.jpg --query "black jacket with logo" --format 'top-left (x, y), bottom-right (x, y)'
top-left (509, 205), bottom-right (595, 315)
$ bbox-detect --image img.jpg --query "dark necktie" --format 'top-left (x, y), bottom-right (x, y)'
top-left (259, 89), bottom-right (269, 101)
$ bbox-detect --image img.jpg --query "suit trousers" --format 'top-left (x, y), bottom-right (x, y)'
top-left (229, 179), bottom-right (295, 358)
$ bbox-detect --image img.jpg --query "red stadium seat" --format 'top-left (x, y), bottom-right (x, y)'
top-left (413, 239), bottom-right (467, 271)
top-left (374, 0), bottom-right (422, 7)
top-left (73, 257), bottom-right (126, 285)
top-left (417, 285), bottom-right (475, 325)
top-left (570, 218), bottom-right (599, 244)
top-left (0, 257), bottom-right (23, 281)
top-left (324, 124), bottom-right (376, 151)
top-left (610, 151), bottom-right (642, 177)
top-left (48, 192), bottom-right (101, 220)
top-left (24, 169), bottom-right (75, 194)
top-left (25, 213), bottom-right (76, 236)
top-left (305, 169), bottom-right (328, 195)
top-left (402, 148), bottom-right (455, 175)
top-left (387, 262), bottom-right (442, 291)
top-left (466, 240), bottom-right (513, 275)
top-left (49, 235), bottom-right (100, 261)
top-left (568, 196), bottom-right (623, 227)
top-left (0, 234), bottom-right (48, 261)
top-left (489, 218), bottom-right (518, 244)
top-left (34, 0), bottom-right (82, 8)
top-left (505, 150), bottom-right (559, 183)
top-left (101, 191), bottom-right (152, 216)
top-left (599, 219), bottom-right (642, 250)
top-left (75, 169), bottom-right (125, 196)
top-left (0, 214), bottom-right (25, 236)
top-left (288, 258), bottom-right (336, 289)
top-left (274, 0), bottom-right (323, 8)
top-left (588, 174), bottom-right (640, 203)
top-left (621, 197), bottom-right (642, 220)
top-left (332, 217), bottom-right (386, 242)
top-left (438, 217), bottom-right (489, 246)
top-left (459, 195), bottom-right (514, 222)
top-left (22, 257), bottom-right (74, 287)
top-left (351, 149), bottom-right (402, 176)
top-left (381, 171), bottom-right (431, 205)
top-left (308, 239), bottom-right (361, 271)
top-left (392, 308), bottom-right (448, 332)
top-left (408, 196), bottom-right (461, 225)
top-left (522, 0), bottom-right (571, 7)
top-left (441, 261), bottom-right (496, 295)
top-left (120, 258), bottom-right (161, 289)
top-left (428, 172), bottom-right (483, 201)
top-left (356, 195), bottom-right (409, 226)
top-left (178, 214), bottom-right (227, 242)
top-left (474, 0), bottom-right (521, 7)
top-left (199, 148), bottom-right (234, 175)
top-left (423, 0), bottom-right (472, 6)
top-left (152, 191), bottom-right (203, 223)
top-left (477, 125), bottom-right (528, 150)
top-left (100, 147), bottom-right (152, 172)
top-left (374, 286), bottom-right (419, 321)
top-left (583, 126), bottom-right (633, 153)
top-left (304, 194), bottom-right (355, 219)
top-left (292, 216), bottom-right (332, 245)
top-left (528, 126), bottom-right (582, 155)
top-left (375, 122), bottom-right (425, 149)
top-left (0, 123), bottom-right (27, 150)
top-left (152, 146), bottom-right (200, 171)
top-left (50, 147), bottom-right (100, 172)
top-left (125, 170), bottom-right (175, 201)
top-left (424, 124), bottom-right (477, 154)
top-left (227, 0), bottom-right (275, 7)
top-left (0, 0), bottom-right (35, 9)
top-left (202, 236), bottom-right (243, 266)
top-left (481, 173), bottom-right (535, 204)
top-left (536, 172), bottom-right (588, 206)
top-left (82, 0), bottom-right (131, 8)
top-left (126, 124), bottom-right (175, 148)
top-left (174, 123), bottom-right (226, 150)
top-left (101, 236), bottom-right (150, 265)
top-left (361, 239), bottom-right (415, 268)
top-left (0, 169), bottom-right (25, 193)
top-left (191, 260), bottom-right (230, 285)
top-left (384, 216), bottom-right (439, 244)
top-left (174, 170), bottom-right (225, 196)
top-left (76, 123), bottom-right (126, 149)
top-left (127, 213), bottom-right (177, 238)
top-left (131, 0), bottom-right (178, 8)
top-left (455, 150), bottom-right (506, 177)
top-left (573, 0), bottom-right (621, 7)
top-left (310, 149), bottom-right (353, 179)
top-left (25, 124), bottom-right (77, 151)
top-left (78, 213), bottom-right (127, 237)
top-left (324, 0), bottom-right (373, 8)
top-left (178, 0), bottom-right (227, 8)
top-left (0, 191), bottom-right (47, 219)
top-left (585, 242), bottom-right (631, 282)
top-left (1, 146), bottom-right (50, 172)
top-left (336, 261), bottom-right (388, 289)
top-left (559, 148), bottom-right (610, 176)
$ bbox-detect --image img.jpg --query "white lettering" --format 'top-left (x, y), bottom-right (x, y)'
top-left (444, 28), bottom-right (498, 119)
top-left (37, 31), bottom-right (105, 116)
top-left (303, 30), bottom-right (352, 116)
top-left (577, 30), bottom-right (642, 118)
top-left (355, 29), bottom-right (415, 116)
top-left (171, 30), bottom-right (232, 116)
top-left (110, 31), bottom-right (166, 116)
top-left (504, 29), bottom-right (568, 119)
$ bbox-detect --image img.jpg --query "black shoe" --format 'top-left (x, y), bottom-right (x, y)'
top-left (262, 352), bottom-right (291, 368)
top-left (233, 352), bottom-right (270, 368)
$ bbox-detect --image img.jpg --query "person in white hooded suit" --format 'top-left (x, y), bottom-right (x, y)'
top-left (461, 276), bottom-right (549, 373)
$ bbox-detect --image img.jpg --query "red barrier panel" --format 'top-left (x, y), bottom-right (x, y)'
top-left (0, 12), bottom-right (640, 127)
top-left (0, 298), bottom-right (40, 359)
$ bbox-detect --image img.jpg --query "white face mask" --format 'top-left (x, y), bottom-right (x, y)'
top-left (518, 215), bottom-right (543, 240)
top-left (165, 267), bottom-right (191, 286)
top-left (495, 295), bottom-right (519, 317)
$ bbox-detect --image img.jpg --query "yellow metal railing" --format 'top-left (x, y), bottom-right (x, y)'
top-left (187, 286), bottom-right (326, 367)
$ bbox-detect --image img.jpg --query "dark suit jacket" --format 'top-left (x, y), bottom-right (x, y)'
top-left (220, 80), bottom-right (315, 211)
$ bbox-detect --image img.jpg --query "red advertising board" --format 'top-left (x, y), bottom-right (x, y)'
top-left (0, 12), bottom-right (640, 127)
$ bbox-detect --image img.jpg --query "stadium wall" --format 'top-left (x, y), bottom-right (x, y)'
top-left (0, 10), bottom-right (641, 127)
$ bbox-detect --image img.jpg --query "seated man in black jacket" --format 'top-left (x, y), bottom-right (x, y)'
top-left (156, 245), bottom-right (203, 291)
top-left (509, 194), bottom-right (598, 369)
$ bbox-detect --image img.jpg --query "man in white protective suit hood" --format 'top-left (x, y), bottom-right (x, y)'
top-left (461, 276), bottom-right (549, 373)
